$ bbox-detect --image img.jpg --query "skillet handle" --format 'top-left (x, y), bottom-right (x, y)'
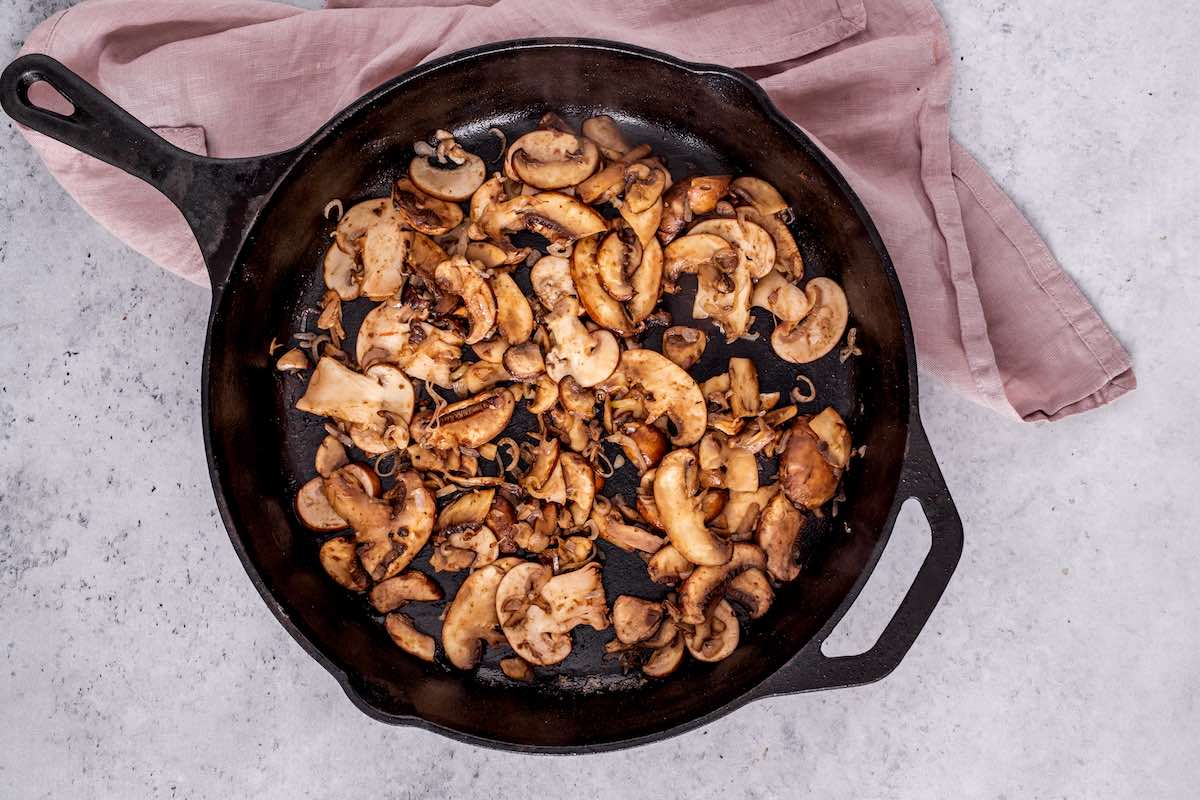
top-left (0, 53), bottom-right (294, 289)
top-left (752, 419), bottom-right (963, 698)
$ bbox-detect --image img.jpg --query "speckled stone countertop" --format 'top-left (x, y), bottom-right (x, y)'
top-left (1, 1), bottom-right (1197, 797)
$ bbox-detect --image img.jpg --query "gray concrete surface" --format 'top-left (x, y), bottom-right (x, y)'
top-left (1, 1), bottom-right (1197, 797)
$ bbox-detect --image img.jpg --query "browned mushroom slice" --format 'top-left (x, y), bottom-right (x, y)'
top-left (314, 435), bottom-right (349, 477)
top-left (471, 337), bottom-right (509, 365)
top-left (334, 197), bottom-right (403, 255)
top-left (779, 406), bottom-right (850, 509)
top-left (490, 272), bottom-right (534, 345)
top-left (694, 254), bottom-right (752, 343)
top-left (685, 599), bottom-right (739, 662)
top-left (662, 326), bottom-right (707, 369)
top-left (626, 238), bottom-right (664, 325)
top-left (324, 468), bottom-right (436, 580)
top-left (755, 492), bottom-right (805, 582)
top-left (430, 526), bottom-right (499, 572)
top-left (433, 257), bottom-right (496, 345)
top-left (653, 450), bottom-right (731, 567)
top-left (409, 149), bottom-right (486, 202)
top-left (581, 114), bottom-right (631, 160)
top-left (527, 374), bottom-right (560, 414)
top-left (384, 613), bottom-right (436, 661)
top-left (452, 360), bottom-right (511, 396)
top-left (727, 357), bottom-right (760, 418)
top-left (596, 514), bottom-right (666, 553)
top-left (620, 197), bottom-right (664, 247)
top-left (663, 233), bottom-right (737, 287)
top-left (596, 227), bottom-right (642, 302)
top-left (676, 542), bottom-right (766, 624)
top-left (560, 452), bottom-right (597, 526)
top-left (623, 162), bottom-right (668, 214)
top-left (687, 175), bottom-right (732, 214)
top-left (441, 558), bottom-right (524, 670)
top-left (413, 387), bottom-right (516, 450)
top-left (729, 176), bottom-right (788, 216)
top-left (771, 277), bottom-right (849, 363)
top-left (688, 217), bottom-right (776, 279)
top-left (752, 269), bottom-right (812, 330)
top-left (543, 297), bottom-right (621, 387)
top-left (736, 206), bottom-right (803, 279)
top-left (599, 349), bottom-right (707, 446)
top-left (391, 177), bottom-right (463, 236)
top-left (502, 341), bottom-right (545, 380)
top-left (576, 161), bottom-right (626, 205)
top-left (401, 324), bottom-right (464, 389)
top-left (698, 431), bottom-right (759, 493)
top-left (436, 488), bottom-right (495, 530)
top-left (319, 535), bottom-right (370, 592)
top-left (479, 192), bottom-right (607, 246)
top-left (500, 656), bottom-right (534, 682)
top-left (726, 568), bottom-right (773, 618)
top-left (369, 571), bottom-right (444, 613)
top-left (612, 596), bottom-right (665, 644)
top-left (296, 477), bottom-right (347, 532)
top-left (642, 632), bottom-right (686, 677)
top-left (646, 544), bottom-right (695, 584)
top-left (496, 562), bottom-right (610, 666)
top-left (507, 129), bottom-right (600, 189)
top-left (323, 243), bottom-right (360, 301)
top-left (467, 173), bottom-right (508, 239)
top-left (570, 234), bottom-right (637, 336)
top-left (658, 176), bottom-right (733, 244)
top-left (606, 421), bottom-right (669, 472)
top-left (465, 240), bottom-right (525, 268)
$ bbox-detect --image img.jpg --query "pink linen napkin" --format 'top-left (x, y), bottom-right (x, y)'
top-left (15, 0), bottom-right (1135, 421)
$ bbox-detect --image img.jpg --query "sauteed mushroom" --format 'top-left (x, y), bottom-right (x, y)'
top-left (662, 326), bottom-right (707, 369)
top-left (600, 349), bottom-right (707, 446)
top-left (771, 277), bottom-right (849, 363)
top-left (654, 450), bottom-right (732, 567)
top-left (507, 129), bottom-right (600, 189)
top-left (442, 558), bottom-right (525, 670)
top-left (391, 177), bottom-right (464, 235)
top-left (779, 407), bottom-right (851, 509)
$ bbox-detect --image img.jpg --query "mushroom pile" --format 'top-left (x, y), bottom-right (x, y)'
top-left (281, 114), bottom-right (855, 679)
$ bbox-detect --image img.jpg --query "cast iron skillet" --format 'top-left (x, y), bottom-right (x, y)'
top-left (1, 39), bottom-right (963, 753)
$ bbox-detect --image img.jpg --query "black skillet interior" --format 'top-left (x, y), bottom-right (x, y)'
top-left (202, 43), bottom-right (911, 749)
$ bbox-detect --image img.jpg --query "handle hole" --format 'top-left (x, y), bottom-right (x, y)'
top-left (821, 497), bottom-right (931, 657)
top-left (27, 79), bottom-right (75, 117)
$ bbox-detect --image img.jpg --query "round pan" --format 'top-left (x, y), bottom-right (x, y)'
top-left (0, 39), bottom-right (962, 753)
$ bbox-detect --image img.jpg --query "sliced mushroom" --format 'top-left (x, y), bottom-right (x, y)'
top-left (490, 272), bottom-right (535, 345)
top-left (314, 435), bottom-right (349, 478)
top-left (324, 468), bottom-right (436, 580)
top-left (600, 349), bottom-right (707, 446)
top-left (729, 176), bottom-right (788, 216)
top-left (276, 348), bottom-right (309, 372)
top-left (688, 217), bottom-right (775, 279)
top-left (391, 177), bottom-right (463, 236)
top-left (620, 198), bottom-right (664, 248)
top-left (496, 561), bottom-right (609, 666)
top-left (658, 176), bottom-right (732, 244)
top-left (779, 407), bottom-right (850, 509)
top-left (596, 514), bottom-right (666, 553)
top-left (626, 238), bottom-right (664, 325)
top-left (576, 161), bottom-right (626, 205)
top-left (623, 162), bottom-right (668, 214)
top-left (653, 450), bottom-right (731, 567)
top-left (642, 631), bottom-right (686, 677)
top-left (431, 525), bottom-right (499, 572)
top-left (472, 337), bottom-right (510, 364)
top-left (529, 254), bottom-right (577, 309)
top-left (467, 173), bottom-right (508, 239)
top-left (677, 542), bottom-right (767, 624)
top-left (663, 233), bottom-right (736, 285)
top-left (662, 326), bottom-right (707, 370)
top-left (323, 243), bottom-right (360, 301)
top-left (437, 488), bottom-right (495, 530)
top-left (369, 571), bottom-right (444, 613)
top-left (409, 149), bottom-right (486, 202)
top-left (596, 227), bottom-right (641, 302)
top-left (736, 206), bottom-right (803, 279)
top-left (319, 535), bottom-right (370, 592)
top-left (560, 452), bottom-right (596, 526)
top-left (354, 301), bottom-right (415, 366)
top-left (500, 656), bottom-right (534, 682)
top-left (507, 129), bottom-right (600, 189)
top-left (464, 240), bottom-right (523, 268)
top-left (296, 477), bottom-right (347, 532)
top-left (756, 492), bottom-right (805, 582)
top-left (646, 544), bottom-right (695, 584)
top-left (726, 568), bottom-right (773, 618)
top-left (685, 598), bottom-right (739, 662)
top-left (478, 192), bottom-right (606, 246)
top-left (413, 387), bottom-right (516, 450)
top-left (612, 596), bottom-right (664, 644)
top-left (358, 222), bottom-right (413, 300)
top-left (581, 115), bottom-right (630, 160)
top-left (727, 358), bottom-right (760, 418)
top-left (399, 324), bottom-right (464, 389)
top-left (752, 269), bottom-right (812, 329)
top-left (296, 358), bottom-right (415, 454)
top-left (441, 558), bottom-right (524, 669)
top-left (335, 198), bottom-right (403, 256)
top-left (570, 234), bottom-right (636, 336)
top-left (698, 431), bottom-right (759, 493)
top-left (693, 249), bottom-right (752, 342)
top-left (543, 297), bottom-right (621, 388)
top-left (384, 612), bottom-right (436, 661)
top-left (606, 421), bottom-right (669, 472)
top-left (434, 257), bottom-right (497, 345)
top-left (503, 341), bottom-right (545, 380)
top-left (527, 374), bottom-right (560, 415)
top-left (771, 277), bottom-right (849, 363)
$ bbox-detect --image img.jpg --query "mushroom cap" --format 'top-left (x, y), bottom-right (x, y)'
top-left (642, 632), bottom-right (686, 678)
top-left (409, 150), bottom-right (486, 202)
top-left (576, 161), bottom-right (626, 205)
top-left (737, 206), bottom-right (803, 279)
top-left (559, 452), bottom-right (597, 526)
top-left (623, 162), bottom-right (668, 214)
top-left (502, 341), bottom-right (546, 380)
top-left (334, 197), bottom-right (403, 256)
top-left (480, 192), bottom-right (606, 245)
top-left (771, 277), bottom-right (849, 363)
top-left (495, 563), bottom-right (571, 666)
top-left (508, 129), bottom-right (600, 189)
top-left (653, 450), bottom-right (733, 567)
top-left (689, 217), bottom-right (776, 279)
top-left (296, 476), bottom-right (348, 532)
top-left (530, 255), bottom-right (577, 309)
top-left (600, 349), bottom-right (707, 446)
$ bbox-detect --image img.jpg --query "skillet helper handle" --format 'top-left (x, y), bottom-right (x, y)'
top-left (754, 420), bottom-right (963, 697)
top-left (0, 53), bottom-right (293, 289)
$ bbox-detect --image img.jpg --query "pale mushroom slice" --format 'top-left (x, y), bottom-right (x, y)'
top-left (751, 269), bottom-right (812, 330)
top-left (529, 254), bottom-right (577, 309)
top-left (677, 542), bottom-right (767, 624)
top-left (620, 197), bottom-right (664, 248)
top-left (653, 449), bottom-right (732, 567)
top-left (661, 326), bottom-right (707, 370)
top-left (324, 468), bottom-right (436, 580)
top-left (319, 535), bottom-right (370, 592)
top-left (543, 297), bottom-right (621, 388)
top-left (295, 358), bottom-right (416, 454)
top-left (736, 206), bottom-right (803, 279)
top-left (581, 114), bottom-right (631, 160)
top-left (391, 177), bottom-right (464, 236)
top-left (296, 477), bottom-right (347, 532)
top-left (779, 407), bottom-right (850, 509)
top-left (626, 238), bottom-right (664, 325)
top-left (323, 243), bottom-right (360, 301)
top-left (412, 387), bottom-right (516, 450)
top-left (430, 526), bottom-right (499, 572)
top-left (441, 558), bottom-right (524, 670)
top-left (729, 176), bottom-right (789, 216)
top-left (359, 222), bottom-right (414, 300)
top-left (384, 613), bottom-right (436, 662)
top-left (399, 324), bottom-right (464, 389)
top-left (663, 232), bottom-right (737, 288)
top-left (489, 272), bottom-right (535, 345)
top-left (698, 431), bottom-right (759, 493)
top-left (433, 257), bottom-right (497, 345)
top-left (623, 162), bottom-right (668, 214)
top-left (694, 254), bottom-right (753, 342)
top-left (727, 358), bottom-right (760, 419)
top-left (471, 336), bottom-right (510, 364)
top-left (599, 349), bottom-right (707, 446)
top-left (685, 599), bottom-right (740, 662)
top-left (334, 198), bottom-right (403, 255)
top-left (369, 571), bottom-right (444, 613)
top-left (560, 452), bottom-right (597, 526)
top-left (771, 277), bottom-right (849, 363)
top-left (596, 227), bottom-right (642, 302)
top-left (688, 217), bottom-right (776, 279)
top-left (452, 360), bottom-right (511, 396)
top-left (478, 192), bottom-right (607, 247)
top-left (612, 596), bottom-right (665, 644)
top-left (576, 161), bottom-right (626, 205)
top-left (719, 484), bottom-right (779, 539)
top-left (465, 240), bottom-right (528, 268)
top-left (646, 544), bottom-right (695, 584)
top-left (594, 513), bottom-right (666, 553)
top-left (507, 129), bottom-right (600, 189)
top-left (496, 562), bottom-right (610, 666)
top-left (276, 348), bottom-right (309, 372)
top-left (570, 234), bottom-right (637, 336)
top-left (503, 341), bottom-right (545, 381)
top-left (467, 173), bottom-right (508, 239)
top-left (315, 435), bottom-right (349, 477)
top-left (409, 148), bottom-right (487, 202)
